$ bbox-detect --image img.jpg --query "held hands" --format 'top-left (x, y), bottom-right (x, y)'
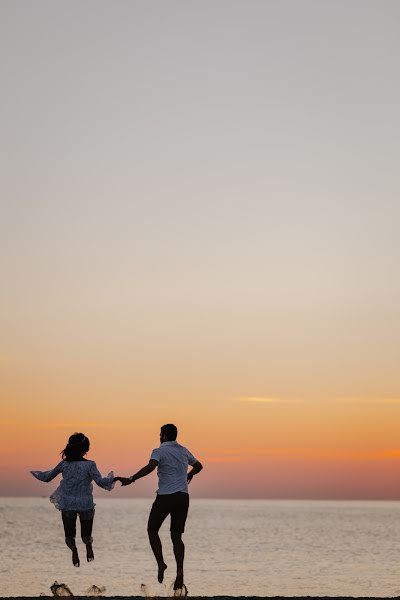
top-left (114, 476), bottom-right (134, 486)
top-left (120, 477), bottom-right (133, 486)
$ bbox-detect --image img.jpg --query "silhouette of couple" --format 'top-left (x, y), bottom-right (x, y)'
top-left (31, 424), bottom-right (203, 592)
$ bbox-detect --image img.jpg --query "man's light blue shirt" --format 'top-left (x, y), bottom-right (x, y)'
top-left (150, 441), bottom-right (197, 495)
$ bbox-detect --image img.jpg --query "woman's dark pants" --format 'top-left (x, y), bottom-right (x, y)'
top-left (62, 509), bottom-right (94, 549)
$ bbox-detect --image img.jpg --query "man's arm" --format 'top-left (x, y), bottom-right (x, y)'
top-left (118, 459), bottom-right (159, 486)
top-left (187, 460), bottom-right (203, 484)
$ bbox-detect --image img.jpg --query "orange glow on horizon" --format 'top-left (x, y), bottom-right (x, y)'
top-left (2, 348), bottom-right (400, 499)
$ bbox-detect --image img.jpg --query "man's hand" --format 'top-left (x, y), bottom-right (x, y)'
top-left (114, 476), bottom-right (134, 486)
top-left (121, 477), bottom-right (134, 486)
top-left (116, 460), bottom-right (157, 487)
top-left (187, 461), bottom-right (203, 484)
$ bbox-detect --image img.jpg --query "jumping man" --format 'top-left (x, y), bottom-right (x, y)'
top-left (116, 424), bottom-right (203, 591)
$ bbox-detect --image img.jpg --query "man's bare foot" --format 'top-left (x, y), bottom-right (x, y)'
top-left (157, 561), bottom-right (167, 583)
top-left (86, 543), bottom-right (94, 562)
top-left (173, 585), bottom-right (188, 598)
top-left (72, 547), bottom-right (80, 567)
top-left (173, 570), bottom-right (184, 590)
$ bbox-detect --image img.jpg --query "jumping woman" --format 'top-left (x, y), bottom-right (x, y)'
top-left (31, 432), bottom-right (115, 567)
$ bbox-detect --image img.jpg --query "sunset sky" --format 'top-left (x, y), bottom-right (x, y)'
top-left (1, 1), bottom-right (400, 499)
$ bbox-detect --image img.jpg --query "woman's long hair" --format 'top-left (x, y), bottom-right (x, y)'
top-left (61, 432), bottom-right (90, 461)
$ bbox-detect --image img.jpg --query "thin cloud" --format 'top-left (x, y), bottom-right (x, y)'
top-left (198, 447), bottom-right (400, 463)
top-left (234, 396), bottom-right (304, 404)
top-left (196, 447), bottom-right (296, 464)
top-left (336, 397), bottom-right (400, 405)
top-left (378, 449), bottom-right (400, 458)
top-left (37, 422), bottom-right (135, 429)
top-left (201, 447), bottom-right (295, 457)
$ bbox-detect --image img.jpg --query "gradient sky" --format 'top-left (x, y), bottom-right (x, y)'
top-left (1, 1), bottom-right (400, 499)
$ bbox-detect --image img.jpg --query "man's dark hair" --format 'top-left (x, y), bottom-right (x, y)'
top-left (161, 423), bottom-right (178, 441)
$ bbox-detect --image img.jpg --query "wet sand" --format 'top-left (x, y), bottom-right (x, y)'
top-left (2, 596), bottom-right (400, 600)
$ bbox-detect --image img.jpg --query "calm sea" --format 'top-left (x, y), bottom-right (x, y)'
top-left (1, 497), bottom-right (400, 597)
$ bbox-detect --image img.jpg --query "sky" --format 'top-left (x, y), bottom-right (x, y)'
top-left (1, 0), bottom-right (400, 499)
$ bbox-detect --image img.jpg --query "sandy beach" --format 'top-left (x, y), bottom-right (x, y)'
top-left (3, 596), bottom-right (400, 600)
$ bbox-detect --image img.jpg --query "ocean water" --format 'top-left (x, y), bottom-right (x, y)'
top-left (1, 497), bottom-right (400, 597)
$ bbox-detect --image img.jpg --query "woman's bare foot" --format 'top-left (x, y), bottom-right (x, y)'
top-left (86, 543), bottom-right (94, 562)
top-left (72, 547), bottom-right (80, 567)
top-left (173, 570), bottom-right (184, 590)
top-left (157, 561), bottom-right (167, 583)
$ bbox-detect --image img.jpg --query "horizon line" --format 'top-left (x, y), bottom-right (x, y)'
top-left (2, 494), bottom-right (400, 502)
